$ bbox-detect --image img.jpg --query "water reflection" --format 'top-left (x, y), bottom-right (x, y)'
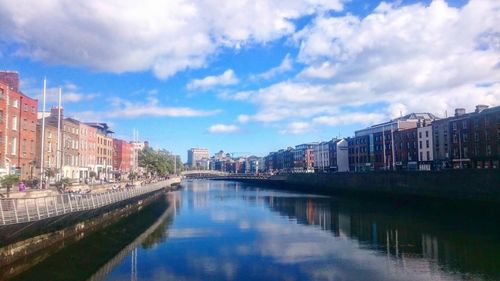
top-left (101, 180), bottom-right (500, 281)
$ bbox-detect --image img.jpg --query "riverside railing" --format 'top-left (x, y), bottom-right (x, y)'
top-left (0, 181), bottom-right (169, 226)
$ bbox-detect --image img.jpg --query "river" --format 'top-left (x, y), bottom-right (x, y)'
top-left (10, 179), bottom-right (500, 281)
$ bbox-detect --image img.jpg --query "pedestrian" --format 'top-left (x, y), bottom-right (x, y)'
top-left (18, 181), bottom-right (26, 192)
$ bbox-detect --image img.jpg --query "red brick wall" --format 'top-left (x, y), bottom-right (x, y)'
top-left (0, 71), bottom-right (20, 92)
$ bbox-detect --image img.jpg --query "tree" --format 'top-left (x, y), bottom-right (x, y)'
top-left (1, 174), bottom-right (20, 198)
top-left (55, 178), bottom-right (72, 193)
top-left (44, 168), bottom-right (56, 183)
top-left (128, 172), bottom-right (137, 182)
top-left (139, 148), bottom-right (179, 176)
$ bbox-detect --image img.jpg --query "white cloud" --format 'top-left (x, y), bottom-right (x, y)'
top-left (280, 122), bottom-right (311, 135)
top-left (231, 0), bottom-right (500, 133)
top-left (25, 81), bottom-right (99, 104)
top-left (250, 54), bottom-right (293, 80)
top-left (0, 0), bottom-right (343, 79)
top-left (312, 113), bottom-right (387, 127)
top-left (73, 96), bottom-right (219, 121)
top-left (208, 124), bottom-right (239, 134)
top-left (187, 69), bottom-right (238, 91)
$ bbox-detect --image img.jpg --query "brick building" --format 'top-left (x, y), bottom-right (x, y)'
top-left (62, 118), bottom-right (80, 180)
top-left (113, 138), bottom-right (133, 177)
top-left (79, 122), bottom-right (97, 179)
top-left (86, 123), bottom-right (113, 180)
top-left (393, 127), bottom-right (419, 170)
top-left (294, 143), bottom-right (316, 173)
top-left (0, 71), bottom-right (38, 180)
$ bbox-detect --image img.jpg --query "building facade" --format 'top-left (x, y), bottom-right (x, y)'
top-left (86, 123), bottom-right (113, 180)
top-left (417, 125), bottom-right (434, 170)
top-left (0, 71), bottom-right (38, 180)
top-left (187, 148), bottom-right (209, 168)
top-left (393, 127), bottom-right (419, 170)
top-left (113, 138), bottom-right (133, 177)
top-left (354, 113), bottom-right (437, 171)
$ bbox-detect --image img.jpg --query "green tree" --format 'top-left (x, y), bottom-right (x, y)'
top-left (139, 148), bottom-right (180, 176)
top-left (1, 174), bottom-right (20, 198)
top-left (55, 178), bottom-right (72, 193)
top-left (128, 172), bottom-right (137, 182)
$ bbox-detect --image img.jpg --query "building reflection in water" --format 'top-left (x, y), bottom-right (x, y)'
top-left (256, 189), bottom-right (500, 280)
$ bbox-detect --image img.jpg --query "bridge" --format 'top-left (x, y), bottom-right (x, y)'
top-left (182, 170), bottom-right (273, 180)
top-left (0, 178), bottom-right (180, 226)
top-left (181, 170), bottom-right (230, 178)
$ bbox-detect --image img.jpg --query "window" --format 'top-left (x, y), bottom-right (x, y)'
top-left (420, 152), bottom-right (423, 161)
top-left (12, 99), bottom-right (18, 108)
top-left (11, 137), bottom-right (17, 155)
top-left (419, 132), bottom-right (422, 138)
top-left (452, 122), bottom-right (457, 130)
top-left (0, 110), bottom-right (3, 122)
top-left (486, 145), bottom-right (492, 156)
top-left (0, 88), bottom-right (4, 98)
top-left (426, 151), bottom-right (430, 160)
top-left (12, 116), bottom-right (17, 131)
top-left (462, 120), bottom-right (467, 129)
top-left (426, 140), bottom-right (430, 148)
top-left (425, 130), bottom-right (429, 138)
top-left (419, 141), bottom-right (422, 149)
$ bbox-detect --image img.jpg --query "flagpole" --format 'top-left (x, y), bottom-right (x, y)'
top-left (39, 78), bottom-right (47, 189)
top-left (56, 88), bottom-right (62, 181)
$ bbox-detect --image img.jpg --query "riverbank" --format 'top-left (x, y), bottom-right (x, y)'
top-left (0, 178), bottom-right (181, 276)
top-left (221, 170), bottom-right (500, 203)
top-left (4, 192), bottom-right (173, 281)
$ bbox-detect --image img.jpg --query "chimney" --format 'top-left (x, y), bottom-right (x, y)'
top-left (50, 106), bottom-right (64, 118)
top-left (454, 108), bottom-right (466, 117)
top-left (0, 71), bottom-right (20, 92)
top-left (475, 104), bottom-right (489, 113)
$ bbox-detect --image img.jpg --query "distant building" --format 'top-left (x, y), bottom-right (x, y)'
top-left (432, 105), bottom-right (500, 170)
top-left (313, 142), bottom-right (329, 172)
top-left (329, 139), bottom-right (349, 172)
top-left (417, 124), bottom-right (434, 170)
top-left (86, 123), bottom-right (114, 180)
top-left (354, 113), bottom-right (438, 171)
top-left (393, 127), bottom-right (419, 171)
top-left (113, 139), bottom-right (133, 177)
top-left (187, 148), bottom-right (209, 168)
top-left (294, 143), bottom-right (317, 173)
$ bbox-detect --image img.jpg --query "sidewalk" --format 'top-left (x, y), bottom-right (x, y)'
top-left (0, 181), bottom-right (141, 199)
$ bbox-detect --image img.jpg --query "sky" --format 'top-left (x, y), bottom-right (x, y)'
top-left (0, 0), bottom-right (498, 161)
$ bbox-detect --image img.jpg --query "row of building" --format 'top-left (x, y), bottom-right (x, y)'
top-left (264, 106), bottom-right (500, 173)
top-left (187, 148), bottom-right (263, 174)
top-left (0, 71), bottom-right (148, 182)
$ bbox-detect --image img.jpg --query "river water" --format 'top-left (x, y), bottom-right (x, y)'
top-left (90, 179), bottom-right (498, 281)
top-left (9, 179), bottom-right (500, 281)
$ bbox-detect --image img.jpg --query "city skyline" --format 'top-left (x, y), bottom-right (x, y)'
top-left (1, 0), bottom-right (498, 160)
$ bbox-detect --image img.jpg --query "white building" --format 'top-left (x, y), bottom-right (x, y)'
top-left (313, 142), bottom-right (330, 172)
top-left (187, 148), bottom-right (210, 168)
top-left (328, 138), bottom-right (349, 172)
top-left (417, 125), bottom-right (434, 170)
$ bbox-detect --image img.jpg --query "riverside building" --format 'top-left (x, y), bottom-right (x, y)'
top-left (0, 71), bottom-right (38, 180)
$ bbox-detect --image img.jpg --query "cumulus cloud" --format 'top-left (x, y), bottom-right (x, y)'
top-left (250, 54), bottom-right (293, 81)
top-left (231, 0), bottom-right (500, 133)
top-left (73, 96), bottom-right (219, 121)
top-left (187, 69), bottom-right (239, 91)
top-left (280, 122), bottom-right (311, 135)
top-left (208, 124), bottom-right (239, 134)
top-left (25, 81), bottom-right (99, 104)
top-left (0, 0), bottom-right (343, 79)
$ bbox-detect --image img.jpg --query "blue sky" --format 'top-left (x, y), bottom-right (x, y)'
top-left (0, 0), bottom-right (498, 161)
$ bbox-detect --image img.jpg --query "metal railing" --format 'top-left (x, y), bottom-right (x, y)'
top-left (0, 181), bottom-right (170, 226)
